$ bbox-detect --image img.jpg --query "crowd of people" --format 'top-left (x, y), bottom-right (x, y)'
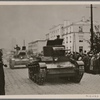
top-left (66, 50), bottom-right (100, 74)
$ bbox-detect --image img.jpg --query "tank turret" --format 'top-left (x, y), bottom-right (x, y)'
top-left (43, 38), bottom-right (65, 57)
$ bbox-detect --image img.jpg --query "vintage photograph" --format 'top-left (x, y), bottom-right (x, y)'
top-left (0, 1), bottom-right (100, 98)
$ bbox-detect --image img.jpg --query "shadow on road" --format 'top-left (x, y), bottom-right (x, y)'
top-left (44, 77), bottom-right (79, 86)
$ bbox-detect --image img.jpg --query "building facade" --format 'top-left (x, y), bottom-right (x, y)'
top-left (46, 18), bottom-right (100, 53)
top-left (28, 40), bottom-right (46, 55)
top-left (63, 19), bottom-right (99, 53)
top-left (46, 24), bottom-right (63, 40)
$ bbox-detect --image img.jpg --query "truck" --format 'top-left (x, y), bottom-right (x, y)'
top-left (27, 38), bottom-right (84, 85)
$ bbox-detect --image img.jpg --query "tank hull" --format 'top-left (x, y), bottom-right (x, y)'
top-left (9, 50), bottom-right (29, 69)
top-left (27, 59), bottom-right (84, 85)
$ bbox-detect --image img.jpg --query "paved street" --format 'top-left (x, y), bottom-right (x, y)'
top-left (4, 66), bottom-right (100, 95)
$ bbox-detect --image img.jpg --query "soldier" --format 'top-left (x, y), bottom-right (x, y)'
top-left (14, 45), bottom-right (20, 52)
top-left (0, 49), bottom-right (5, 95)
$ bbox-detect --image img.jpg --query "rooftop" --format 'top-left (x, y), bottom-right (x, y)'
top-left (63, 19), bottom-right (100, 29)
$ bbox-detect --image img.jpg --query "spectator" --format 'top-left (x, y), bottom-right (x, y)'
top-left (0, 49), bottom-right (5, 95)
top-left (96, 52), bottom-right (100, 74)
top-left (90, 53), bottom-right (95, 71)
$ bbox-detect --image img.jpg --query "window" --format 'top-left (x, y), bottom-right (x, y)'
top-left (79, 46), bottom-right (83, 53)
top-left (79, 26), bottom-right (83, 32)
top-left (79, 35), bottom-right (83, 42)
top-left (70, 36), bottom-right (71, 43)
top-left (66, 37), bottom-right (68, 43)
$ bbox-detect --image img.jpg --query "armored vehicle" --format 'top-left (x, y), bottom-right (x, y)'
top-left (9, 50), bottom-right (29, 69)
top-left (27, 38), bottom-right (84, 85)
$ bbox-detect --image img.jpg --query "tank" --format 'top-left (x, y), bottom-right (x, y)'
top-left (9, 50), bottom-right (29, 69)
top-left (27, 38), bottom-right (84, 85)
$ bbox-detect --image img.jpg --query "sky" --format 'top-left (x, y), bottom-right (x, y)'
top-left (0, 3), bottom-right (100, 50)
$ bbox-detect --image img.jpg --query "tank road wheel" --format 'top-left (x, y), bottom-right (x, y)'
top-left (35, 68), bottom-right (46, 85)
top-left (37, 76), bottom-right (45, 85)
top-left (33, 74), bottom-right (37, 83)
top-left (35, 75), bottom-right (39, 84)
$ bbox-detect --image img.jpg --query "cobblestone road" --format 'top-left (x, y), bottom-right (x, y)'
top-left (4, 66), bottom-right (100, 95)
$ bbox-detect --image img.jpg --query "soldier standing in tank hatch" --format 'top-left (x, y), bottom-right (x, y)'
top-left (0, 49), bottom-right (5, 95)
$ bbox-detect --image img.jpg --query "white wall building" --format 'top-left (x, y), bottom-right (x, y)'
top-left (28, 40), bottom-right (46, 54)
top-left (63, 19), bottom-right (99, 53)
top-left (46, 24), bottom-right (63, 40)
top-left (46, 18), bottom-right (100, 53)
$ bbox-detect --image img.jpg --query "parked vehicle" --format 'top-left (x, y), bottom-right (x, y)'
top-left (27, 38), bottom-right (84, 85)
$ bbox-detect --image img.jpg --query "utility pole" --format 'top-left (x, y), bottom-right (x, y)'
top-left (90, 4), bottom-right (94, 51)
top-left (23, 40), bottom-right (25, 46)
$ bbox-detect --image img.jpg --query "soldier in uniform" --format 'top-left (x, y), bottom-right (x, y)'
top-left (0, 49), bottom-right (5, 95)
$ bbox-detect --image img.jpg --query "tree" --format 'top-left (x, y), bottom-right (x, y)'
top-left (93, 34), bottom-right (100, 53)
